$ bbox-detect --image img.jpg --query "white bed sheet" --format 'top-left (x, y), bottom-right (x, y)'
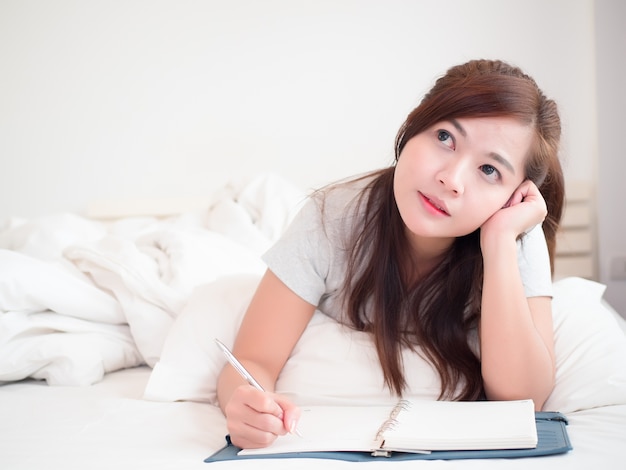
top-left (1, 366), bottom-right (625, 470)
top-left (1, 175), bottom-right (625, 469)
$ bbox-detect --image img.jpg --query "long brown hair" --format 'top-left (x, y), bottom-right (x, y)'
top-left (340, 60), bottom-right (564, 400)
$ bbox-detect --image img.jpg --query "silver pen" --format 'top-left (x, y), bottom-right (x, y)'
top-left (215, 338), bottom-right (302, 437)
top-left (215, 338), bottom-right (265, 391)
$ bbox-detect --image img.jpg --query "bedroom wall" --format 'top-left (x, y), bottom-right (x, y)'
top-left (3, 0), bottom-right (618, 310)
top-left (0, 0), bottom-right (596, 213)
top-left (594, 0), bottom-right (626, 316)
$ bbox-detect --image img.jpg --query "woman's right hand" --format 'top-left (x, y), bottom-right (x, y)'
top-left (224, 384), bottom-right (301, 449)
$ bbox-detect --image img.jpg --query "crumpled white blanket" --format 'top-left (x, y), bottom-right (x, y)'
top-left (0, 174), bottom-right (304, 385)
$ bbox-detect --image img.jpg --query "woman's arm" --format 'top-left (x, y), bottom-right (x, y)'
top-left (217, 269), bottom-right (316, 448)
top-left (479, 238), bottom-right (555, 408)
top-left (479, 181), bottom-right (556, 410)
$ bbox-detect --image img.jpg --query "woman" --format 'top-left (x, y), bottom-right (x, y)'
top-left (217, 59), bottom-right (565, 449)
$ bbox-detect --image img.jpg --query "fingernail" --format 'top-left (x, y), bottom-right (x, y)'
top-left (289, 420), bottom-right (303, 437)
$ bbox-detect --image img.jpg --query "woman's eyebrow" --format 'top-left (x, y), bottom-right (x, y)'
top-left (449, 119), bottom-right (467, 137)
top-left (488, 152), bottom-right (515, 175)
top-left (449, 119), bottom-right (516, 175)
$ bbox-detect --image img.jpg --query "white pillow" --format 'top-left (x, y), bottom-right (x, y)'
top-left (275, 313), bottom-right (443, 406)
top-left (144, 274), bottom-right (441, 406)
top-left (143, 274), bottom-right (259, 403)
top-left (144, 276), bottom-right (626, 414)
top-left (544, 277), bottom-right (626, 412)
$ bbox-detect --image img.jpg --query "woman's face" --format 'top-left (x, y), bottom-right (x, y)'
top-left (393, 116), bottom-right (533, 248)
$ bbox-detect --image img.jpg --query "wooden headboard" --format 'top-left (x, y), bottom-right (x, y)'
top-left (554, 181), bottom-right (596, 280)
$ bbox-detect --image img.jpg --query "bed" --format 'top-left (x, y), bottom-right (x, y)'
top-left (1, 173), bottom-right (625, 469)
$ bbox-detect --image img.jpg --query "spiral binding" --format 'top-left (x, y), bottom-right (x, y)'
top-left (372, 399), bottom-right (411, 454)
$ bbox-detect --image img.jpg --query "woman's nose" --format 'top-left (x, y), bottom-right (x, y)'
top-left (437, 159), bottom-right (465, 195)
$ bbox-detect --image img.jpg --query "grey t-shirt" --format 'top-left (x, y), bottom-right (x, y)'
top-left (263, 178), bottom-right (553, 323)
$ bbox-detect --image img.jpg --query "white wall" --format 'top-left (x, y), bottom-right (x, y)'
top-left (0, 0), bottom-right (596, 215)
top-left (595, 0), bottom-right (626, 315)
top-left (4, 0), bottom-right (619, 311)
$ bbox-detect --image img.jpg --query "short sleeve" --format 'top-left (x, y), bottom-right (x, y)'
top-left (517, 224), bottom-right (553, 298)
top-left (262, 197), bottom-right (331, 307)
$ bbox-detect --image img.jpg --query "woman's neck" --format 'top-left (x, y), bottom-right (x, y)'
top-left (404, 230), bottom-right (453, 282)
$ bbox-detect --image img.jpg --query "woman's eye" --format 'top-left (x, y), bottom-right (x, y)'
top-left (480, 164), bottom-right (500, 180)
top-left (437, 130), bottom-right (455, 149)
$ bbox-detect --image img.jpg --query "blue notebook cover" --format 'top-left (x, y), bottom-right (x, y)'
top-left (205, 412), bottom-right (571, 463)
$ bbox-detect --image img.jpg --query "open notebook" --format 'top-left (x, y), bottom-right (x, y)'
top-left (239, 399), bottom-right (538, 457)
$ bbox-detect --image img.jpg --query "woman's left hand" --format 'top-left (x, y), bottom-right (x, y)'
top-left (481, 179), bottom-right (547, 241)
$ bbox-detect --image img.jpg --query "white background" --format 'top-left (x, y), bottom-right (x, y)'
top-left (0, 0), bottom-right (623, 312)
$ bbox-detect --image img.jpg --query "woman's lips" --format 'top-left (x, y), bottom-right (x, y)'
top-left (419, 192), bottom-right (450, 216)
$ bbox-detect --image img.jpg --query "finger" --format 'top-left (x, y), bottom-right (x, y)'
top-left (274, 395), bottom-right (302, 435)
top-left (225, 387), bottom-right (289, 446)
top-left (508, 179), bottom-right (540, 207)
top-left (228, 422), bottom-right (280, 449)
top-left (226, 407), bottom-right (285, 448)
top-left (241, 403), bottom-right (287, 436)
top-left (246, 388), bottom-right (285, 418)
top-left (507, 189), bottom-right (525, 207)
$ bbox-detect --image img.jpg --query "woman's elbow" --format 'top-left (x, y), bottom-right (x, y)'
top-left (483, 376), bottom-right (555, 411)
